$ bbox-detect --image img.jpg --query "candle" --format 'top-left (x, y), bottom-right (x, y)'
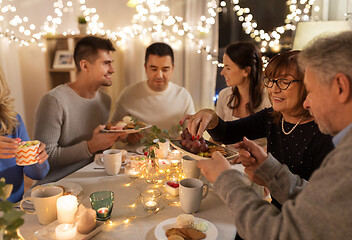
top-left (57, 195), bottom-right (78, 224)
top-left (55, 223), bottom-right (77, 239)
top-left (125, 164), bottom-right (140, 178)
top-left (97, 207), bottom-right (109, 214)
top-left (145, 200), bottom-right (157, 210)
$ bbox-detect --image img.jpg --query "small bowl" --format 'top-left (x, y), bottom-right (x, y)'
top-left (16, 141), bottom-right (40, 166)
top-left (164, 180), bottom-right (179, 196)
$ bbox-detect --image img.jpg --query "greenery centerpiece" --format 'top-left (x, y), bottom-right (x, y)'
top-left (77, 16), bottom-right (87, 34)
top-left (0, 178), bottom-right (24, 240)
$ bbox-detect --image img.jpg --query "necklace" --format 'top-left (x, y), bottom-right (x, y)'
top-left (281, 117), bottom-right (303, 135)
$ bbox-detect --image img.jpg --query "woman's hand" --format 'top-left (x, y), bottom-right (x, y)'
top-left (180, 109), bottom-right (219, 139)
top-left (0, 136), bottom-right (19, 159)
top-left (36, 142), bottom-right (49, 164)
top-left (234, 137), bottom-right (268, 186)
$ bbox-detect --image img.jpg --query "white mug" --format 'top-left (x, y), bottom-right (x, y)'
top-left (20, 186), bottom-right (63, 225)
top-left (103, 149), bottom-right (122, 175)
top-left (179, 178), bottom-right (208, 213)
top-left (182, 156), bottom-right (200, 179)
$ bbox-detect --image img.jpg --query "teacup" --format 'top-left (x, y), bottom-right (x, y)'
top-left (179, 178), bottom-right (208, 213)
top-left (103, 149), bottom-right (122, 175)
top-left (20, 186), bottom-right (63, 225)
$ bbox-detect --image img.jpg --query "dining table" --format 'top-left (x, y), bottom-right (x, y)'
top-left (18, 146), bottom-right (238, 240)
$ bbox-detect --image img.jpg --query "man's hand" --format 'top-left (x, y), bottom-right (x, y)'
top-left (127, 132), bottom-right (143, 144)
top-left (87, 125), bottom-right (125, 154)
top-left (234, 137), bottom-right (268, 186)
top-left (197, 151), bottom-right (231, 183)
top-left (180, 109), bottom-right (219, 139)
top-left (0, 136), bottom-right (18, 159)
top-left (36, 142), bottom-right (49, 164)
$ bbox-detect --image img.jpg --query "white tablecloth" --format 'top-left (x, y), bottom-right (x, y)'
top-left (19, 158), bottom-right (237, 239)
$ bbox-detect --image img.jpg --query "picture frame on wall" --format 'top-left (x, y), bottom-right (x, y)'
top-left (53, 50), bottom-right (75, 69)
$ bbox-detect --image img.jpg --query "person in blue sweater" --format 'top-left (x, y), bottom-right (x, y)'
top-left (0, 69), bottom-right (49, 203)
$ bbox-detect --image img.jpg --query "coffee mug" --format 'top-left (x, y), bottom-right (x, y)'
top-left (182, 156), bottom-right (200, 179)
top-left (103, 149), bottom-right (122, 175)
top-left (20, 186), bottom-right (63, 225)
top-left (179, 178), bottom-right (208, 213)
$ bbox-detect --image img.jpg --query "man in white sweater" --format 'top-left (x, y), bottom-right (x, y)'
top-left (111, 42), bottom-right (195, 143)
top-left (34, 36), bottom-right (124, 182)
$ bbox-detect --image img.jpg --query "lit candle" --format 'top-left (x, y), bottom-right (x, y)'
top-left (57, 195), bottom-right (78, 224)
top-left (55, 223), bottom-right (77, 239)
top-left (97, 207), bottom-right (109, 214)
top-left (145, 200), bottom-right (157, 210)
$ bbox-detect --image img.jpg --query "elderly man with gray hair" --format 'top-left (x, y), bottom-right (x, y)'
top-left (194, 31), bottom-right (352, 239)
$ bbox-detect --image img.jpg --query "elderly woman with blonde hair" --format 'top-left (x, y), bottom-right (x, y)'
top-left (0, 69), bottom-right (49, 202)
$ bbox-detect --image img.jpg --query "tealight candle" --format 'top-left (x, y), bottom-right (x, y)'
top-left (57, 195), bottom-right (78, 224)
top-left (145, 200), bottom-right (157, 210)
top-left (140, 189), bottom-right (161, 212)
top-left (125, 164), bottom-right (140, 178)
top-left (55, 223), bottom-right (77, 239)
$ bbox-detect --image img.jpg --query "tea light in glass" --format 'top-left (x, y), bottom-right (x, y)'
top-left (90, 191), bottom-right (114, 221)
top-left (125, 164), bottom-right (140, 178)
top-left (140, 189), bottom-right (161, 212)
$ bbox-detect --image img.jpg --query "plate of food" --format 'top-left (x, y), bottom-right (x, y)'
top-left (23, 181), bottom-right (83, 201)
top-left (100, 116), bottom-right (152, 133)
top-left (154, 214), bottom-right (218, 240)
top-left (170, 128), bottom-right (238, 161)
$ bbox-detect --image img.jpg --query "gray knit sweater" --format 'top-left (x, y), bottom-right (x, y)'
top-left (214, 127), bottom-right (352, 240)
top-left (34, 84), bottom-right (110, 182)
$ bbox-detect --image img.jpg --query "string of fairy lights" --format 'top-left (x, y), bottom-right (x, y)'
top-left (0, 0), bottom-right (320, 64)
top-left (217, 0), bottom-right (319, 54)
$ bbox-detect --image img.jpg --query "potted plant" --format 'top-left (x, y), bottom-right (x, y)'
top-left (77, 16), bottom-right (87, 34)
top-left (0, 178), bottom-right (24, 239)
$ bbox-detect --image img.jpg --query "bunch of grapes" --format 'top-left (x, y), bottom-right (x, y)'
top-left (180, 128), bottom-right (208, 154)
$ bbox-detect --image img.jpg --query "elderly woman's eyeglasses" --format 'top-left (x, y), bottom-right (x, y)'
top-left (263, 77), bottom-right (302, 90)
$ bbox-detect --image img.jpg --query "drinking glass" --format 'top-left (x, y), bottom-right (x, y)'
top-left (90, 191), bottom-right (114, 221)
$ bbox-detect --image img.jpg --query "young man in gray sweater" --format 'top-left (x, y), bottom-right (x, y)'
top-left (34, 36), bottom-right (124, 182)
top-left (188, 31), bottom-right (352, 239)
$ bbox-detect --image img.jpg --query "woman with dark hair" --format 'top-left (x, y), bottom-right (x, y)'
top-left (216, 42), bottom-right (271, 121)
top-left (183, 50), bottom-right (334, 210)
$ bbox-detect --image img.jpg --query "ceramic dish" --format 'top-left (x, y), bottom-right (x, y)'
top-left (154, 217), bottom-right (218, 240)
top-left (170, 139), bottom-right (238, 161)
top-left (100, 124), bottom-right (152, 133)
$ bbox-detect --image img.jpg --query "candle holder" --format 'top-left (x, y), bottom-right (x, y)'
top-left (90, 191), bottom-right (114, 221)
top-left (125, 164), bottom-right (141, 178)
top-left (140, 189), bottom-right (161, 212)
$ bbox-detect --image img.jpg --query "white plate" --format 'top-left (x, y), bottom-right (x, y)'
top-left (24, 181), bottom-right (83, 200)
top-left (100, 124), bottom-right (152, 133)
top-left (170, 139), bottom-right (238, 161)
top-left (135, 146), bottom-right (146, 155)
top-left (154, 217), bottom-right (218, 240)
top-left (34, 220), bottom-right (104, 240)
